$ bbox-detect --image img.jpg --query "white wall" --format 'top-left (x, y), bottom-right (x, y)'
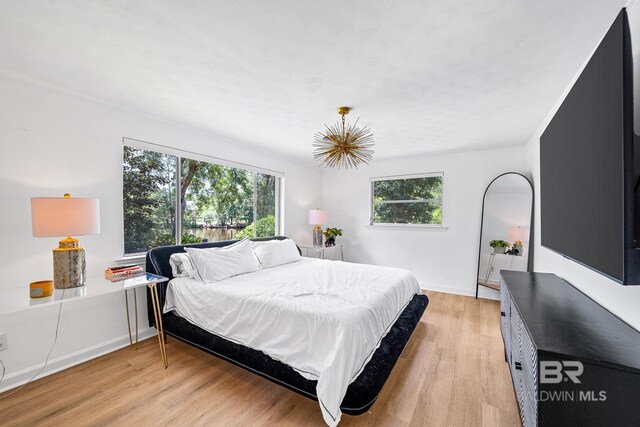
top-left (525, 5), bottom-right (640, 332)
top-left (0, 74), bottom-right (322, 391)
top-left (321, 145), bottom-right (529, 299)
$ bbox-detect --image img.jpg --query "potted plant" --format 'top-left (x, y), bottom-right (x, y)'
top-left (489, 239), bottom-right (511, 254)
top-left (323, 227), bottom-right (343, 247)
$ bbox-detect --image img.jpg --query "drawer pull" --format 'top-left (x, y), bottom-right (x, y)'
top-left (500, 311), bottom-right (506, 317)
top-left (514, 362), bottom-right (522, 370)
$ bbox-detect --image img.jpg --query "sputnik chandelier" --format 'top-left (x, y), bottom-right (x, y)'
top-left (312, 106), bottom-right (374, 169)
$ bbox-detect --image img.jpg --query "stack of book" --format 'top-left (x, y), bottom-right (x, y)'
top-left (105, 265), bottom-right (145, 281)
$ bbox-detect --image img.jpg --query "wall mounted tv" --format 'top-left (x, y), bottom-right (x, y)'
top-left (540, 8), bottom-right (640, 285)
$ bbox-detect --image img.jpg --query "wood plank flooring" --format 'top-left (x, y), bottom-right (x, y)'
top-left (0, 291), bottom-right (519, 426)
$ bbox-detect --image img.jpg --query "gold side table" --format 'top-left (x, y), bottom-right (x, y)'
top-left (147, 282), bottom-right (168, 368)
top-left (121, 273), bottom-right (169, 368)
top-left (299, 244), bottom-right (345, 261)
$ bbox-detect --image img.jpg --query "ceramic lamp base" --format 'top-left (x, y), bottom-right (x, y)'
top-left (53, 237), bottom-right (86, 289)
top-left (312, 228), bottom-right (323, 247)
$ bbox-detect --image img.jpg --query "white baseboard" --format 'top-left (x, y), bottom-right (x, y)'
top-left (420, 282), bottom-right (500, 300)
top-left (0, 327), bottom-right (156, 393)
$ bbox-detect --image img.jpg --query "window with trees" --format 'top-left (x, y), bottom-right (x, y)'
top-left (123, 144), bottom-right (280, 255)
top-left (370, 173), bottom-right (443, 226)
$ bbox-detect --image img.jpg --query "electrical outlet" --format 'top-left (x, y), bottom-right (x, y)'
top-left (0, 332), bottom-right (7, 351)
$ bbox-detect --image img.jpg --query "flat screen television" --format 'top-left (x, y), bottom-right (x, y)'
top-left (540, 8), bottom-right (640, 285)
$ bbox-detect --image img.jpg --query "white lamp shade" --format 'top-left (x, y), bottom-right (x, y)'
top-left (508, 226), bottom-right (529, 242)
top-left (31, 197), bottom-right (101, 237)
top-left (308, 209), bottom-right (328, 225)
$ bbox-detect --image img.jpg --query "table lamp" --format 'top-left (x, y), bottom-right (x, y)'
top-left (508, 226), bottom-right (529, 242)
top-left (31, 194), bottom-right (101, 289)
top-left (308, 209), bottom-right (327, 247)
top-left (508, 226), bottom-right (528, 256)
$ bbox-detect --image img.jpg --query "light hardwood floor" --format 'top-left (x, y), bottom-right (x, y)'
top-left (0, 291), bottom-right (519, 426)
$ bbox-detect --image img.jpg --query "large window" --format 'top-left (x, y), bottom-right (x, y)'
top-left (123, 144), bottom-right (281, 255)
top-left (370, 173), bottom-right (443, 226)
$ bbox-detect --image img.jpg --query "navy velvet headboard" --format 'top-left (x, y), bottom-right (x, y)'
top-left (145, 236), bottom-right (297, 327)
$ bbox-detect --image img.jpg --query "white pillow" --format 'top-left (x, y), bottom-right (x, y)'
top-left (169, 253), bottom-right (196, 278)
top-left (185, 239), bottom-right (260, 283)
top-left (169, 239), bottom-right (246, 279)
top-left (252, 239), bottom-right (301, 269)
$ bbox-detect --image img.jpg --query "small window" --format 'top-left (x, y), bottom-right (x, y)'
top-left (370, 173), bottom-right (443, 226)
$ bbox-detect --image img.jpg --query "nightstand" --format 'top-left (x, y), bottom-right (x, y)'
top-left (122, 273), bottom-right (170, 367)
top-left (299, 244), bottom-right (344, 261)
top-left (477, 253), bottom-right (528, 291)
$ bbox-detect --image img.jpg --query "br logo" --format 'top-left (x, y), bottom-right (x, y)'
top-left (540, 361), bottom-right (584, 384)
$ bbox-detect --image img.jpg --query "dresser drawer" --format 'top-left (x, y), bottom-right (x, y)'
top-left (509, 326), bottom-right (523, 404)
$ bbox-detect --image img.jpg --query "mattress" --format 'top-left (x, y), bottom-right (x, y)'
top-left (164, 257), bottom-right (422, 426)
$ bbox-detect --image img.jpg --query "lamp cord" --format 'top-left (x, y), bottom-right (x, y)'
top-left (0, 288), bottom-right (65, 399)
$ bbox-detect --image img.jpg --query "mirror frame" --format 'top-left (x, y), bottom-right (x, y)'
top-left (475, 172), bottom-right (534, 298)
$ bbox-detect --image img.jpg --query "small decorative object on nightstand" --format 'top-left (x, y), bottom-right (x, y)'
top-left (29, 280), bottom-right (53, 298)
top-left (105, 265), bottom-right (144, 281)
top-left (323, 227), bottom-right (343, 247)
top-left (308, 209), bottom-right (327, 247)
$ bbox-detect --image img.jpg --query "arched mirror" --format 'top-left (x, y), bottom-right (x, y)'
top-left (476, 172), bottom-right (534, 298)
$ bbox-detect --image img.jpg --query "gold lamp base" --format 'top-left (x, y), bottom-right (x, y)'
top-left (53, 236), bottom-right (86, 289)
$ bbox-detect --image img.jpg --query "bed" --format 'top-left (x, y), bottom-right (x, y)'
top-left (145, 236), bottom-right (428, 425)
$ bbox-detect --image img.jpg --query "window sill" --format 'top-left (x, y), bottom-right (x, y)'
top-left (366, 224), bottom-right (448, 231)
top-left (115, 254), bottom-right (146, 267)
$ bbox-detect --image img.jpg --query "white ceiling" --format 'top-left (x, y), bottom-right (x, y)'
top-left (0, 0), bottom-right (629, 164)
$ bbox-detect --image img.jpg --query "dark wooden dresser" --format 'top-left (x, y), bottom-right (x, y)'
top-left (500, 271), bottom-right (640, 426)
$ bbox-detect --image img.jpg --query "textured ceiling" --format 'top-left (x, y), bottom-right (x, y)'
top-left (0, 0), bottom-right (629, 164)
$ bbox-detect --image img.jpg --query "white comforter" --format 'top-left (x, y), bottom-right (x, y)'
top-left (164, 258), bottom-right (421, 426)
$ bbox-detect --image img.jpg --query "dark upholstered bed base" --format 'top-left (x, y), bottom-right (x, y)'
top-left (145, 237), bottom-right (429, 415)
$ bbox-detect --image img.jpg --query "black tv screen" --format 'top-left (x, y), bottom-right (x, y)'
top-left (540, 9), bottom-right (636, 284)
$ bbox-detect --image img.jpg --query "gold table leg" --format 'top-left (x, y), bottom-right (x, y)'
top-left (149, 283), bottom-right (168, 368)
top-left (124, 288), bottom-right (139, 350)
